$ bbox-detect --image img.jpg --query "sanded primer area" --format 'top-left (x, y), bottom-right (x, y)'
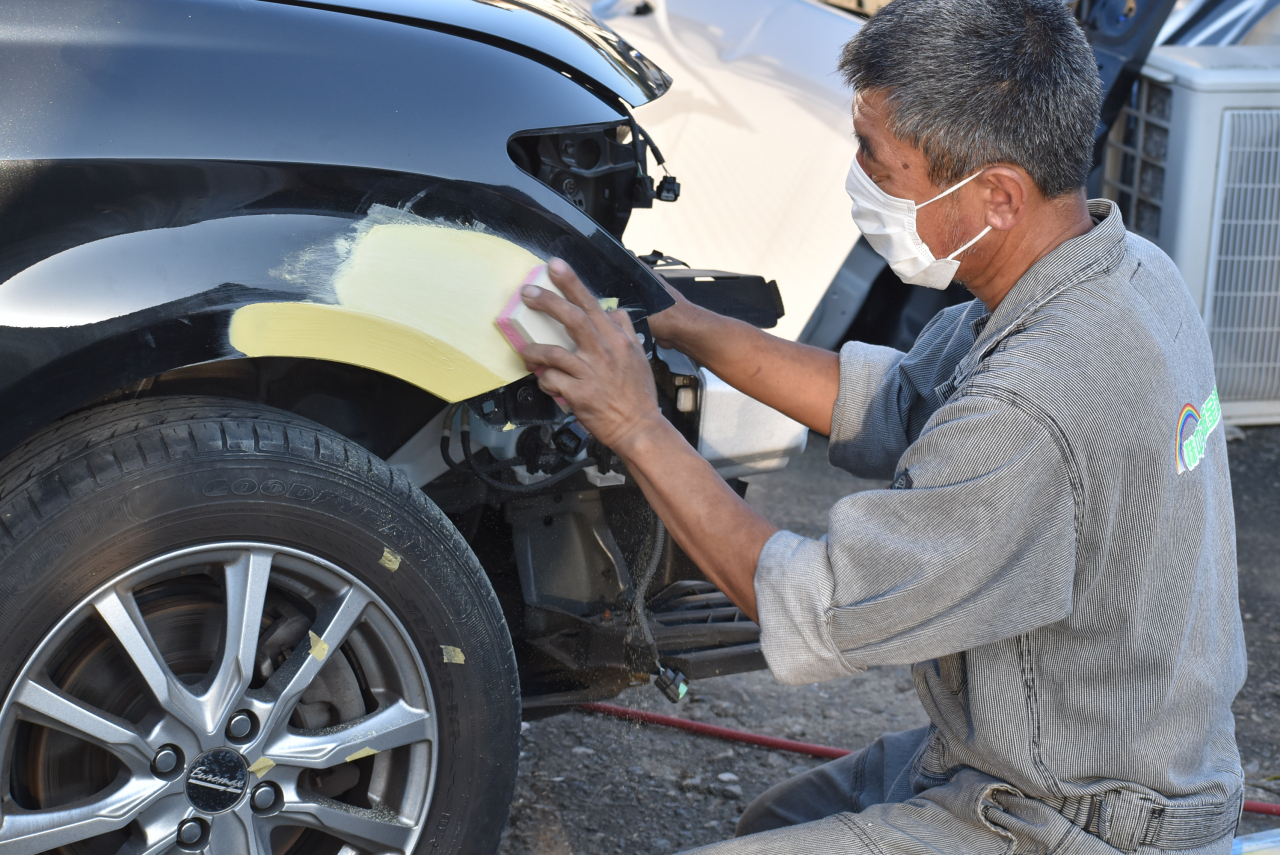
top-left (230, 205), bottom-right (546, 402)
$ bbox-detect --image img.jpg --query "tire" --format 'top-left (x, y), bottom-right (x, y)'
top-left (0, 397), bottom-right (519, 855)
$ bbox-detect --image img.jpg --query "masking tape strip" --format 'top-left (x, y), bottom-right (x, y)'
top-left (248, 757), bottom-right (276, 778)
top-left (441, 645), bottom-right (466, 665)
top-left (344, 746), bottom-right (379, 763)
top-left (379, 548), bottom-right (402, 572)
top-left (308, 630), bottom-right (330, 661)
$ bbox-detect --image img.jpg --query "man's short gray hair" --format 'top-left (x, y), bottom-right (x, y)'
top-left (839, 0), bottom-right (1101, 198)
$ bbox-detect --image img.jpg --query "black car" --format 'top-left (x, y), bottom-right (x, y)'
top-left (0, 1), bottom-right (796, 853)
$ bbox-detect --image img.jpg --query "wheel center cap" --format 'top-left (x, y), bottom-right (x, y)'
top-left (185, 748), bottom-right (249, 813)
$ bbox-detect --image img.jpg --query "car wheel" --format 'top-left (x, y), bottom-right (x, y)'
top-left (0, 397), bottom-right (519, 855)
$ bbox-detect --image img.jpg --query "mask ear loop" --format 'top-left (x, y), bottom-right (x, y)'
top-left (916, 168), bottom-right (991, 260)
top-left (917, 168), bottom-right (987, 209)
top-left (945, 225), bottom-right (992, 261)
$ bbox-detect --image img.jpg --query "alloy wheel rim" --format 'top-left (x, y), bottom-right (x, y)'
top-left (0, 542), bottom-right (438, 855)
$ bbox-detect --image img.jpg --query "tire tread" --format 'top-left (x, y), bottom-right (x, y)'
top-left (0, 397), bottom-right (436, 539)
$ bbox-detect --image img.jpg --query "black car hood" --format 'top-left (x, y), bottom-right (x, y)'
top-left (263, 0), bottom-right (671, 106)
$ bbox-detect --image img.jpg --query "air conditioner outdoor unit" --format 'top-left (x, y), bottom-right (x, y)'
top-left (1101, 45), bottom-right (1280, 425)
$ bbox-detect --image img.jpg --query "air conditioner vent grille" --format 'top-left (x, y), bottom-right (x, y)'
top-left (1206, 109), bottom-right (1280, 402)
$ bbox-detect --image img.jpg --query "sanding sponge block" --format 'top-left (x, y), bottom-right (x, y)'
top-left (495, 265), bottom-right (577, 356)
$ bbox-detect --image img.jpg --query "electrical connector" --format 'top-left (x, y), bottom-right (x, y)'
top-left (655, 663), bottom-right (689, 703)
top-left (552, 420), bottom-right (591, 456)
top-left (656, 174), bottom-right (681, 203)
top-left (633, 173), bottom-right (655, 208)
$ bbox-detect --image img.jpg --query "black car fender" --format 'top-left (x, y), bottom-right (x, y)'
top-left (0, 0), bottom-right (674, 456)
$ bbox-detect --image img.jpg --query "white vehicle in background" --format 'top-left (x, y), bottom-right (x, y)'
top-left (585, 0), bottom-right (1280, 423)
top-left (583, 0), bottom-right (866, 343)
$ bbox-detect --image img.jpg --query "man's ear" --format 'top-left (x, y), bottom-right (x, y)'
top-left (979, 166), bottom-right (1033, 232)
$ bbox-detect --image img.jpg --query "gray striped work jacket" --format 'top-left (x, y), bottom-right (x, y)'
top-left (754, 200), bottom-right (1246, 853)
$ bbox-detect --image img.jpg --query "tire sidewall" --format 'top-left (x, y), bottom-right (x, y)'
top-left (0, 402), bottom-right (519, 855)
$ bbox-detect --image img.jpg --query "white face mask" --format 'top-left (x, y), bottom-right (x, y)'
top-left (845, 158), bottom-right (992, 290)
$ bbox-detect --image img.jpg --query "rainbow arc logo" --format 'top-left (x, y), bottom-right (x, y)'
top-left (1176, 388), bottom-right (1221, 475)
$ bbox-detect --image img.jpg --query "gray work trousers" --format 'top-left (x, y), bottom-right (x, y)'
top-left (684, 727), bottom-right (1235, 855)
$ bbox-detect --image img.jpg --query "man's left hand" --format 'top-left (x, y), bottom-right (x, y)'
top-left (518, 258), bottom-right (662, 454)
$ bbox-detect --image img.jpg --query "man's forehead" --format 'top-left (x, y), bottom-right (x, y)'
top-left (852, 90), bottom-right (892, 127)
top-left (852, 91), bottom-right (893, 156)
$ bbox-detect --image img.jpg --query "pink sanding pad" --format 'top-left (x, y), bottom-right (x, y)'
top-left (496, 264), bottom-right (574, 410)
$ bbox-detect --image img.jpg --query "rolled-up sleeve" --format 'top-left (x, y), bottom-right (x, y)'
top-left (827, 341), bottom-right (910, 480)
top-left (755, 394), bottom-right (1077, 685)
top-left (827, 300), bottom-right (984, 480)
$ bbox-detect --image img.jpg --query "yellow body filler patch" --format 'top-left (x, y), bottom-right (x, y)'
top-left (344, 746), bottom-right (380, 763)
top-left (307, 630), bottom-right (330, 661)
top-left (441, 645), bottom-right (466, 665)
top-left (379, 548), bottom-right (402, 572)
top-left (230, 303), bottom-right (514, 404)
top-left (230, 219), bottom-right (544, 402)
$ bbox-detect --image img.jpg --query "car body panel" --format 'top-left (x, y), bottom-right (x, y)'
top-left (586, 0), bottom-right (865, 341)
top-left (228, 205), bottom-right (549, 403)
top-left (0, 0), bottom-right (676, 455)
top-left (267, 0), bottom-right (673, 106)
top-left (0, 0), bottom-right (618, 180)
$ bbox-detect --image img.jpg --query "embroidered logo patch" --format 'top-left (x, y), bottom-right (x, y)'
top-left (1176, 387), bottom-right (1221, 474)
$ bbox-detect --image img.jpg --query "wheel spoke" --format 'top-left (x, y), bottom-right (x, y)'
top-left (0, 776), bottom-right (169, 855)
top-left (215, 804), bottom-right (272, 855)
top-left (200, 548), bottom-right (273, 733)
top-left (7, 541), bottom-right (435, 855)
top-left (252, 586), bottom-right (372, 742)
top-left (275, 796), bottom-right (416, 854)
top-left (12, 677), bottom-right (155, 773)
top-left (116, 832), bottom-right (177, 855)
top-left (92, 586), bottom-right (204, 732)
top-left (266, 699), bottom-right (433, 768)
top-left (116, 794), bottom-right (190, 855)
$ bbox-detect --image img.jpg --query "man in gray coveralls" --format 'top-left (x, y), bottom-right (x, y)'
top-left (517, 0), bottom-right (1248, 851)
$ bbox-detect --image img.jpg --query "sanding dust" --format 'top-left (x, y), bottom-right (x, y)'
top-left (230, 205), bottom-right (547, 402)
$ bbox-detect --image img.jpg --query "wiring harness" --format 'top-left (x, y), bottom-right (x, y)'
top-left (439, 404), bottom-right (597, 494)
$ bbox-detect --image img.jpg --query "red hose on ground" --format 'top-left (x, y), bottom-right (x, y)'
top-left (578, 702), bottom-right (1280, 817)
top-left (579, 702), bottom-right (851, 759)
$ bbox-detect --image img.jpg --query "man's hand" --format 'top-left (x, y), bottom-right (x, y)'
top-left (518, 259), bottom-right (663, 454)
top-left (520, 257), bottom-right (778, 622)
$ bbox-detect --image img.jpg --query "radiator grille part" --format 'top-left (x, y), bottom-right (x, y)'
top-left (1205, 109), bottom-right (1280, 402)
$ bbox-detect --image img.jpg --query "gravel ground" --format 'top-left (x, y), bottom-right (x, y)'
top-left (499, 429), bottom-right (1280, 853)
top-left (1228, 426), bottom-right (1280, 837)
